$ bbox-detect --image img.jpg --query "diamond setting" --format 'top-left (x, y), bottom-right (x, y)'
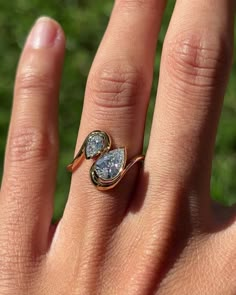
top-left (94, 148), bottom-right (125, 180)
top-left (85, 132), bottom-right (107, 159)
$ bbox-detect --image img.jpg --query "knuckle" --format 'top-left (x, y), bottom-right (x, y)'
top-left (164, 32), bottom-right (233, 89)
top-left (87, 61), bottom-right (147, 110)
top-left (15, 67), bottom-right (54, 98)
top-left (8, 128), bottom-right (54, 163)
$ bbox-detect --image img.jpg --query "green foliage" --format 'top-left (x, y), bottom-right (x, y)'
top-left (0, 1), bottom-right (235, 219)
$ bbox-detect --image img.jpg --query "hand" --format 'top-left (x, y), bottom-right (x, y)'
top-left (0, 1), bottom-right (235, 294)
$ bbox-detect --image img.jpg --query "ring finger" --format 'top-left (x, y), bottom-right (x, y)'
top-left (51, 0), bottom-right (166, 289)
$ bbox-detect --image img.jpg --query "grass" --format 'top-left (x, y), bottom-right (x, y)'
top-left (0, 0), bottom-right (235, 220)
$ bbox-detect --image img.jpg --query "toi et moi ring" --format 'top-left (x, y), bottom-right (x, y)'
top-left (67, 130), bottom-right (145, 191)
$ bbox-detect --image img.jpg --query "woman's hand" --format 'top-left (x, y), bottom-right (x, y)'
top-left (0, 1), bottom-right (235, 294)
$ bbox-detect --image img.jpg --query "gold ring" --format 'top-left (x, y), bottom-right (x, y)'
top-left (67, 130), bottom-right (144, 191)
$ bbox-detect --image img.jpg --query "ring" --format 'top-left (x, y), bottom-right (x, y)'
top-left (67, 130), bottom-right (145, 191)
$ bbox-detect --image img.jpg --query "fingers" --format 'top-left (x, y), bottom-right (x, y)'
top-left (104, 1), bottom-right (235, 291)
top-left (146, 0), bottom-right (235, 209)
top-left (50, 0), bottom-right (166, 290)
top-left (80, 0), bottom-right (166, 154)
top-left (0, 17), bottom-right (65, 259)
top-left (66, 0), bottom-right (166, 215)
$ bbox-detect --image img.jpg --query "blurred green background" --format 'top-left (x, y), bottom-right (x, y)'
top-left (0, 1), bottom-right (235, 220)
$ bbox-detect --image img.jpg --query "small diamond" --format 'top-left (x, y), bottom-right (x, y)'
top-left (94, 148), bottom-right (125, 180)
top-left (85, 133), bottom-right (106, 159)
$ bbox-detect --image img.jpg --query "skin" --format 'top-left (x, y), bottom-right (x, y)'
top-left (0, 0), bottom-right (236, 294)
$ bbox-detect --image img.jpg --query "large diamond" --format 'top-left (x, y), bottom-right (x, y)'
top-left (94, 148), bottom-right (125, 180)
top-left (85, 132), bottom-right (106, 159)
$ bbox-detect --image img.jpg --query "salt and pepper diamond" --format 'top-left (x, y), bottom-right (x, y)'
top-left (85, 132), bottom-right (106, 159)
top-left (94, 148), bottom-right (125, 180)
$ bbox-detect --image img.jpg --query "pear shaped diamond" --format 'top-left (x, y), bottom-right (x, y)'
top-left (94, 148), bottom-right (125, 180)
top-left (85, 132), bottom-right (107, 159)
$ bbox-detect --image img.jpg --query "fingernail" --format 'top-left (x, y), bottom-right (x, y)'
top-left (27, 17), bottom-right (59, 49)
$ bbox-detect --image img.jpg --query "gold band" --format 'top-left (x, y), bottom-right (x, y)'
top-left (67, 130), bottom-right (144, 191)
